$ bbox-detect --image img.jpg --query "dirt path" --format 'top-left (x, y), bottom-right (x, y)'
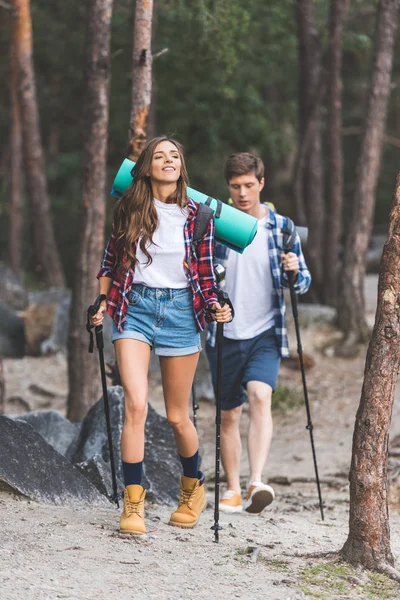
top-left (2, 276), bottom-right (400, 599)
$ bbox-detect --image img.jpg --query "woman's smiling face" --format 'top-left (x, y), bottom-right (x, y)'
top-left (150, 140), bottom-right (182, 184)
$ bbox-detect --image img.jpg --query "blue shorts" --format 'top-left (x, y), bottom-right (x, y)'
top-left (205, 327), bottom-right (281, 411)
top-left (112, 284), bottom-right (201, 356)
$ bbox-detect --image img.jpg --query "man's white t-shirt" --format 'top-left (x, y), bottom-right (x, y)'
top-left (133, 199), bottom-right (189, 288)
top-left (223, 213), bottom-right (275, 340)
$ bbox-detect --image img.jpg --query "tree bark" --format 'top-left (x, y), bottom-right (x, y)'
top-left (324, 0), bottom-right (349, 306)
top-left (13, 0), bottom-right (65, 286)
top-left (10, 25), bottom-right (23, 277)
top-left (67, 0), bottom-right (113, 422)
top-left (127, 0), bottom-right (154, 160)
top-left (337, 0), bottom-right (400, 346)
top-left (340, 172), bottom-right (400, 578)
top-left (294, 0), bottom-right (325, 301)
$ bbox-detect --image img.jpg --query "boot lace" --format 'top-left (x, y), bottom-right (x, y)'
top-left (178, 486), bottom-right (197, 509)
top-left (125, 496), bottom-right (143, 516)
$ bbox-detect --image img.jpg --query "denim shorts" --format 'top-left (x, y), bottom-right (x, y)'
top-left (205, 327), bottom-right (281, 411)
top-left (112, 284), bottom-right (201, 356)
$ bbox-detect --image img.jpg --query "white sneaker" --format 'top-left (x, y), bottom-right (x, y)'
top-left (219, 490), bottom-right (243, 513)
top-left (244, 482), bottom-right (275, 514)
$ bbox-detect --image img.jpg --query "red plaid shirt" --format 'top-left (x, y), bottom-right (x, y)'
top-left (97, 197), bottom-right (218, 332)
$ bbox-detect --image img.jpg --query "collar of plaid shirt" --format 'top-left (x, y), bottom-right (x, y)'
top-left (98, 197), bottom-right (218, 333)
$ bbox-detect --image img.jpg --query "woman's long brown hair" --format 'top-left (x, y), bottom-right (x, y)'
top-left (113, 136), bottom-right (189, 271)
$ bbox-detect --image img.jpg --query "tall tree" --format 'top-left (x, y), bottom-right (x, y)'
top-left (294, 0), bottom-right (325, 301)
top-left (12, 0), bottom-right (65, 286)
top-left (324, 0), bottom-right (349, 306)
top-left (340, 172), bottom-right (400, 579)
top-left (67, 0), bottom-right (113, 422)
top-left (10, 24), bottom-right (22, 276)
top-left (337, 0), bottom-right (400, 348)
top-left (127, 0), bottom-right (154, 160)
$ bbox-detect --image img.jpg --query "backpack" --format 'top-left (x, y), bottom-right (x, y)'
top-left (192, 199), bottom-right (221, 246)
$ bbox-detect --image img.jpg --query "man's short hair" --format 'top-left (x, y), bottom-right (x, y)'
top-left (224, 152), bottom-right (265, 183)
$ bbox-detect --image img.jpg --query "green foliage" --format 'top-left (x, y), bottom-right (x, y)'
top-left (154, 0), bottom-right (298, 200)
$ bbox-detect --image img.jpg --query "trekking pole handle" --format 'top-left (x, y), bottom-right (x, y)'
top-left (216, 290), bottom-right (230, 345)
top-left (217, 290), bottom-right (228, 307)
top-left (87, 294), bottom-right (107, 353)
top-left (88, 294), bottom-right (107, 319)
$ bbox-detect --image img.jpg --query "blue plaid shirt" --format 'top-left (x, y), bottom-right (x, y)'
top-left (207, 209), bottom-right (311, 357)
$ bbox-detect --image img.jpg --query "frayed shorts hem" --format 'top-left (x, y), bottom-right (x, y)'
top-left (112, 331), bottom-right (201, 356)
top-left (155, 344), bottom-right (202, 357)
top-left (112, 331), bottom-right (150, 345)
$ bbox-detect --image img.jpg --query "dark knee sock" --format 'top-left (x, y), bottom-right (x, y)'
top-left (122, 460), bottom-right (143, 487)
top-left (179, 450), bottom-right (199, 479)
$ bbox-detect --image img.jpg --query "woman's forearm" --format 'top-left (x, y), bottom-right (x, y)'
top-left (99, 276), bottom-right (112, 298)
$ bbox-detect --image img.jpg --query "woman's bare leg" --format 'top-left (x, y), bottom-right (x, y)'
top-left (114, 339), bottom-right (151, 463)
top-left (159, 353), bottom-right (200, 458)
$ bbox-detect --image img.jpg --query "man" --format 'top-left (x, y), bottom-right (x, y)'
top-left (206, 152), bottom-right (311, 514)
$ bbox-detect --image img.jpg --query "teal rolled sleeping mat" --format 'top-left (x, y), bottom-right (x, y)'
top-left (111, 158), bottom-right (258, 253)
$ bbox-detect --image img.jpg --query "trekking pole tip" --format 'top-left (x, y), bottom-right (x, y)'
top-left (211, 522), bottom-right (222, 543)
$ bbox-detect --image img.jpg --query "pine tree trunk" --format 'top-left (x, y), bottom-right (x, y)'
top-left (10, 27), bottom-right (23, 277)
top-left (13, 0), bottom-right (65, 286)
top-left (294, 0), bottom-right (325, 301)
top-left (127, 0), bottom-right (154, 160)
top-left (337, 0), bottom-right (400, 346)
top-left (324, 0), bottom-right (349, 306)
top-left (340, 172), bottom-right (400, 579)
top-left (67, 0), bottom-right (113, 422)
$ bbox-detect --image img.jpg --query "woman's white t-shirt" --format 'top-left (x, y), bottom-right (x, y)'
top-left (133, 198), bottom-right (189, 288)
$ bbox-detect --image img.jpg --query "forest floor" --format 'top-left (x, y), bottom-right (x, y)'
top-left (2, 275), bottom-right (400, 600)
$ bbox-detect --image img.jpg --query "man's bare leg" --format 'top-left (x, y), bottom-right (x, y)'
top-left (247, 380), bottom-right (273, 483)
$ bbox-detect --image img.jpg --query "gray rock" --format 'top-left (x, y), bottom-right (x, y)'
top-left (76, 454), bottom-right (124, 499)
top-left (40, 292), bottom-right (71, 355)
top-left (68, 386), bottom-right (181, 505)
top-left (0, 302), bottom-right (25, 358)
top-left (15, 410), bottom-right (81, 457)
top-left (0, 262), bottom-right (29, 310)
top-left (0, 416), bottom-right (109, 506)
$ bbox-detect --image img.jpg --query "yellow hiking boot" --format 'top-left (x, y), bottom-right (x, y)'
top-left (120, 484), bottom-right (146, 535)
top-left (168, 472), bottom-right (207, 529)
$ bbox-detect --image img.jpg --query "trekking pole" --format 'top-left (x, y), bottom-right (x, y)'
top-left (282, 219), bottom-right (324, 521)
top-left (191, 383), bottom-right (199, 429)
top-left (211, 288), bottom-right (230, 543)
top-left (87, 295), bottom-right (120, 508)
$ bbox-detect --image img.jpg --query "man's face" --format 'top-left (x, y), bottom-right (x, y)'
top-left (228, 172), bottom-right (265, 217)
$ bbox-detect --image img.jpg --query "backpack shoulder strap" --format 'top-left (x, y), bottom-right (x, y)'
top-left (193, 202), bottom-right (214, 245)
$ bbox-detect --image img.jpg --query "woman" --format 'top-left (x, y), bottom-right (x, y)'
top-left (91, 136), bottom-right (232, 535)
